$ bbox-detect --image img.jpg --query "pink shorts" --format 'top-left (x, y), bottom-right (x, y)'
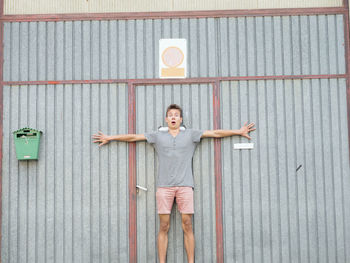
top-left (156, 187), bottom-right (194, 214)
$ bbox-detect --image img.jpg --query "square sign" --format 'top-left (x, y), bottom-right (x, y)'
top-left (159, 39), bottom-right (187, 78)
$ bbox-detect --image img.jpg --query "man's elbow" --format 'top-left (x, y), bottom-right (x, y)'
top-left (127, 134), bottom-right (145, 142)
top-left (118, 135), bottom-right (135, 142)
top-left (211, 131), bottom-right (222, 138)
top-left (127, 136), bottom-right (137, 142)
top-left (214, 130), bottom-right (230, 138)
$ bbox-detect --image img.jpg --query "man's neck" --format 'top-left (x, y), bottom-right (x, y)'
top-left (168, 127), bottom-right (180, 136)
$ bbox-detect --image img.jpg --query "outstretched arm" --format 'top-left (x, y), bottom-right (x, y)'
top-left (92, 131), bottom-right (146, 146)
top-left (201, 122), bottom-right (256, 140)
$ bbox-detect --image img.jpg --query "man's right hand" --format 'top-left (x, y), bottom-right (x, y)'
top-left (92, 131), bottom-right (110, 146)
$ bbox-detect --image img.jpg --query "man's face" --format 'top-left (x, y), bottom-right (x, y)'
top-left (165, 109), bottom-right (182, 129)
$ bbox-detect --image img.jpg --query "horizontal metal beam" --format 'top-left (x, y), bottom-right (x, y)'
top-left (1, 74), bottom-right (347, 87)
top-left (0, 7), bottom-right (347, 22)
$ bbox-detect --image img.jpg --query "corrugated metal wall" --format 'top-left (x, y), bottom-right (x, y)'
top-left (2, 13), bottom-right (350, 263)
top-left (3, 15), bottom-right (346, 81)
top-left (220, 79), bottom-right (350, 263)
top-left (1, 83), bottom-right (130, 263)
top-left (135, 84), bottom-right (216, 263)
top-left (3, 0), bottom-right (343, 15)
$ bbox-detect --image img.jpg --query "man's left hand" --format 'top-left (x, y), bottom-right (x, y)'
top-left (239, 122), bottom-right (256, 140)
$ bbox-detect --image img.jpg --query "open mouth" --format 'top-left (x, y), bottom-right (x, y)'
top-left (171, 121), bottom-right (176, 125)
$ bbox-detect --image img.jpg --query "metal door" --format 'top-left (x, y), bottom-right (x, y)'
top-left (135, 83), bottom-right (217, 263)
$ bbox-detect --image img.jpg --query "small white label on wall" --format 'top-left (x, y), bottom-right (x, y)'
top-left (234, 143), bottom-right (254, 150)
top-left (159, 39), bottom-right (187, 78)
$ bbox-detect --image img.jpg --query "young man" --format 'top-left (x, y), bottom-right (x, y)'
top-left (92, 104), bottom-right (256, 263)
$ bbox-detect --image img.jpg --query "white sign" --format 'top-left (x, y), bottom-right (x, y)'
top-left (234, 143), bottom-right (254, 150)
top-left (159, 39), bottom-right (187, 78)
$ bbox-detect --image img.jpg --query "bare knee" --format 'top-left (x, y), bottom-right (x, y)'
top-left (159, 220), bottom-right (170, 233)
top-left (182, 217), bottom-right (193, 234)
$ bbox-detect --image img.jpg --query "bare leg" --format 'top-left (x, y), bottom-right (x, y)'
top-left (182, 214), bottom-right (195, 263)
top-left (158, 214), bottom-right (171, 263)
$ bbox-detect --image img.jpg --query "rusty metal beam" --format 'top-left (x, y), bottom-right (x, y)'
top-left (343, 0), bottom-right (350, 161)
top-left (1, 74), bottom-right (347, 87)
top-left (0, 7), bottom-right (347, 22)
top-left (0, 0), bottom-right (4, 261)
top-left (213, 81), bottom-right (224, 263)
top-left (128, 82), bottom-right (137, 263)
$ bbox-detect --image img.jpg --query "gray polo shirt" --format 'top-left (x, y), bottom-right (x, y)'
top-left (144, 129), bottom-right (203, 188)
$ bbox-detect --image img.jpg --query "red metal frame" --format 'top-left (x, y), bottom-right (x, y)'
top-left (213, 81), bottom-right (224, 263)
top-left (131, 80), bottom-right (223, 262)
top-left (1, 74), bottom-right (347, 87)
top-left (0, 7), bottom-right (347, 22)
top-left (128, 83), bottom-right (137, 263)
top-left (0, 0), bottom-right (4, 262)
top-left (344, 0), bottom-right (350, 161)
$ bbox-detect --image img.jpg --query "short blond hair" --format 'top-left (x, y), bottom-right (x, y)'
top-left (166, 104), bottom-right (183, 117)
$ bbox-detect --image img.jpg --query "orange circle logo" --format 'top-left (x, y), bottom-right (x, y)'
top-left (161, 46), bottom-right (184, 68)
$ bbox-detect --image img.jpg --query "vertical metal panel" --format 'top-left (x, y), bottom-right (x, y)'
top-left (220, 79), bottom-right (350, 263)
top-left (135, 84), bottom-right (216, 262)
top-left (3, 15), bottom-right (345, 81)
top-left (1, 83), bottom-right (129, 263)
